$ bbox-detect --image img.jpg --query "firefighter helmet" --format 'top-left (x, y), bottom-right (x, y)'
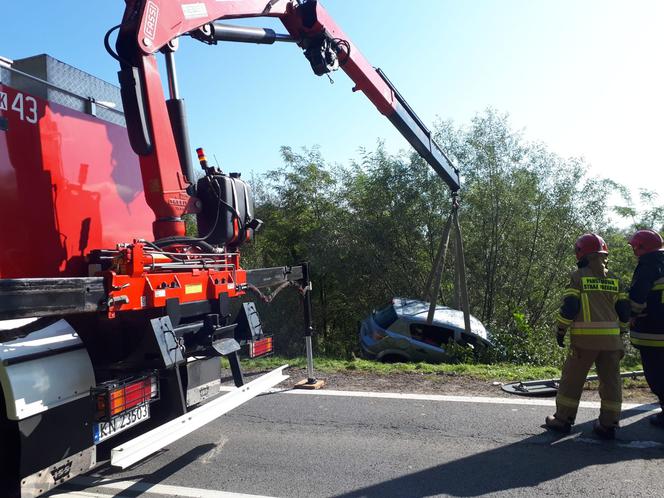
top-left (628, 229), bottom-right (664, 257)
top-left (575, 233), bottom-right (609, 261)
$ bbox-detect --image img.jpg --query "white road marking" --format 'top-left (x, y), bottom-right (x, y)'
top-left (50, 477), bottom-right (277, 498)
top-left (573, 436), bottom-right (664, 449)
top-left (49, 492), bottom-right (101, 498)
top-left (220, 385), bottom-right (660, 412)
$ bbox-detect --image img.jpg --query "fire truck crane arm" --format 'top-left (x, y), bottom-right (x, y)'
top-left (116, 0), bottom-right (459, 241)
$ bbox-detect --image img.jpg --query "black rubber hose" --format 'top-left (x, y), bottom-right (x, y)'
top-left (153, 237), bottom-right (217, 254)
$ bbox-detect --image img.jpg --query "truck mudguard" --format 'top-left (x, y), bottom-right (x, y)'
top-left (0, 318), bottom-right (95, 421)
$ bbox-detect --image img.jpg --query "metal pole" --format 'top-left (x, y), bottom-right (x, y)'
top-left (301, 262), bottom-right (316, 383)
top-left (163, 48), bottom-right (180, 100)
top-left (163, 41), bottom-right (196, 186)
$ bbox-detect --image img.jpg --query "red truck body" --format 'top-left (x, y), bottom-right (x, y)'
top-left (0, 56), bottom-right (153, 279)
top-left (0, 54), bottom-right (294, 498)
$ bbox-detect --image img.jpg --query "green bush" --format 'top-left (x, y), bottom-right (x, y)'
top-left (443, 341), bottom-right (476, 364)
top-left (482, 313), bottom-right (566, 366)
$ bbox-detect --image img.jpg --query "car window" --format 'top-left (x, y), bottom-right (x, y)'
top-left (410, 324), bottom-right (455, 347)
top-left (374, 304), bottom-right (398, 329)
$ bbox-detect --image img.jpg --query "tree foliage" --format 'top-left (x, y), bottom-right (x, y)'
top-left (242, 110), bottom-right (658, 365)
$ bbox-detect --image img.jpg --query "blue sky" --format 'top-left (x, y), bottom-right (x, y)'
top-left (2, 1), bottom-right (662, 201)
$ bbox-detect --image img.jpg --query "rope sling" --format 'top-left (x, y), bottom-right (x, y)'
top-left (421, 191), bottom-right (472, 335)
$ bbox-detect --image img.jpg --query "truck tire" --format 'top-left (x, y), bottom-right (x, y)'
top-left (0, 389), bottom-right (20, 498)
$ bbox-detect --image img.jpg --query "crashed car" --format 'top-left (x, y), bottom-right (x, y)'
top-left (359, 297), bottom-right (492, 363)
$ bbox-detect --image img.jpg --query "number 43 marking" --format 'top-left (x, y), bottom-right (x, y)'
top-left (9, 92), bottom-right (38, 124)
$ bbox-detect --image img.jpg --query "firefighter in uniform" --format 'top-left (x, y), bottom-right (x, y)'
top-left (627, 229), bottom-right (664, 428)
top-left (545, 233), bottom-right (630, 439)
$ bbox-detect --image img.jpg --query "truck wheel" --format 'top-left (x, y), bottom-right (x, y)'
top-left (0, 389), bottom-right (20, 498)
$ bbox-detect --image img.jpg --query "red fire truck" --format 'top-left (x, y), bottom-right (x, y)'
top-left (0, 2), bottom-right (460, 496)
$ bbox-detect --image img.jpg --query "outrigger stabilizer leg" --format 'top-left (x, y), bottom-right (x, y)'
top-left (295, 262), bottom-right (324, 390)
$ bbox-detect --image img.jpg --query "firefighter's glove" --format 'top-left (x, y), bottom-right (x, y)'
top-left (556, 328), bottom-right (566, 348)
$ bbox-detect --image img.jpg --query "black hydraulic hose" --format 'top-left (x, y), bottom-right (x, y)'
top-left (153, 237), bottom-right (217, 254)
top-left (104, 24), bottom-right (131, 66)
top-left (140, 239), bottom-right (188, 262)
top-left (141, 239), bottom-right (215, 263)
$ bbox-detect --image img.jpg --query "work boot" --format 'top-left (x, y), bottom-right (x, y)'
top-left (649, 412), bottom-right (664, 429)
top-left (545, 415), bottom-right (571, 434)
top-left (593, 421), bottom-right (616, 440)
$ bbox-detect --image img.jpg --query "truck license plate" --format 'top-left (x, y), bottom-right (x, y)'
top-left (94, 403), bottom-right (150, 444)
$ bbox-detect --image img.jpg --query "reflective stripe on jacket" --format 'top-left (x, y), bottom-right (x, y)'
top-left (557, 268), bottom-right (628, 351)
top-left (629, 251), bottom-right (664, 348)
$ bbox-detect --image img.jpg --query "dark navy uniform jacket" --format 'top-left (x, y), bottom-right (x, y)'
top-left (629, 250), bottom-right (664, 347)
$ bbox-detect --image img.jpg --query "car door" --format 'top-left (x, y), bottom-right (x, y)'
top-left (408, 323), bottom-right (454, 362)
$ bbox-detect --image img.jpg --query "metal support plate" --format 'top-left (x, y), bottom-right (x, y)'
top-left (20, 446), bottom-right (96, 498)
top-left (501, 380), bottom-right (559, 397)
top-left (246, 266), bottom-right (303, 289)
top-left (502, 370), bottom-right (644, 397)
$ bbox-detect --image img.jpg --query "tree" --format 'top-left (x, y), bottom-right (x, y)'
top-left (243, 146), bottom-right (352, 355)
top-left (243, 109), bottom-right (633, 364)
top-left (426, 110), bottom-right (622, 363)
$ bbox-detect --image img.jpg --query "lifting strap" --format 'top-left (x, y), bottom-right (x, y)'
top-left (422, 192), bottom-right (472, 335)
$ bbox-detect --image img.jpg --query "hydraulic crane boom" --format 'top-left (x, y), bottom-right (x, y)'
top-left (115, 0), bottom-right (460, 240)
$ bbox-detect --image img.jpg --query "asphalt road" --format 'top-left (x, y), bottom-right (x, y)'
top-left (51, 388), bottom-right (664, 497)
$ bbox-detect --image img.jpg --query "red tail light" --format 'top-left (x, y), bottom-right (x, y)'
top-left (95, 374), bottom-right (158, 420)
top-left (249, 337), bottom-right (273, 358)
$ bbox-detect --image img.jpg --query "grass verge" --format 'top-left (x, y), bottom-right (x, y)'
top-left (227, 356), bottom-right (568, 382)
top-left (222, 356), bottom-right (649, 389)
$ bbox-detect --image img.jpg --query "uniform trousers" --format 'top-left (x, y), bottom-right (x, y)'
top-left (555, 347), bottom-right (623, 427)
top-left (639, 346), bottom-right (664, 406)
